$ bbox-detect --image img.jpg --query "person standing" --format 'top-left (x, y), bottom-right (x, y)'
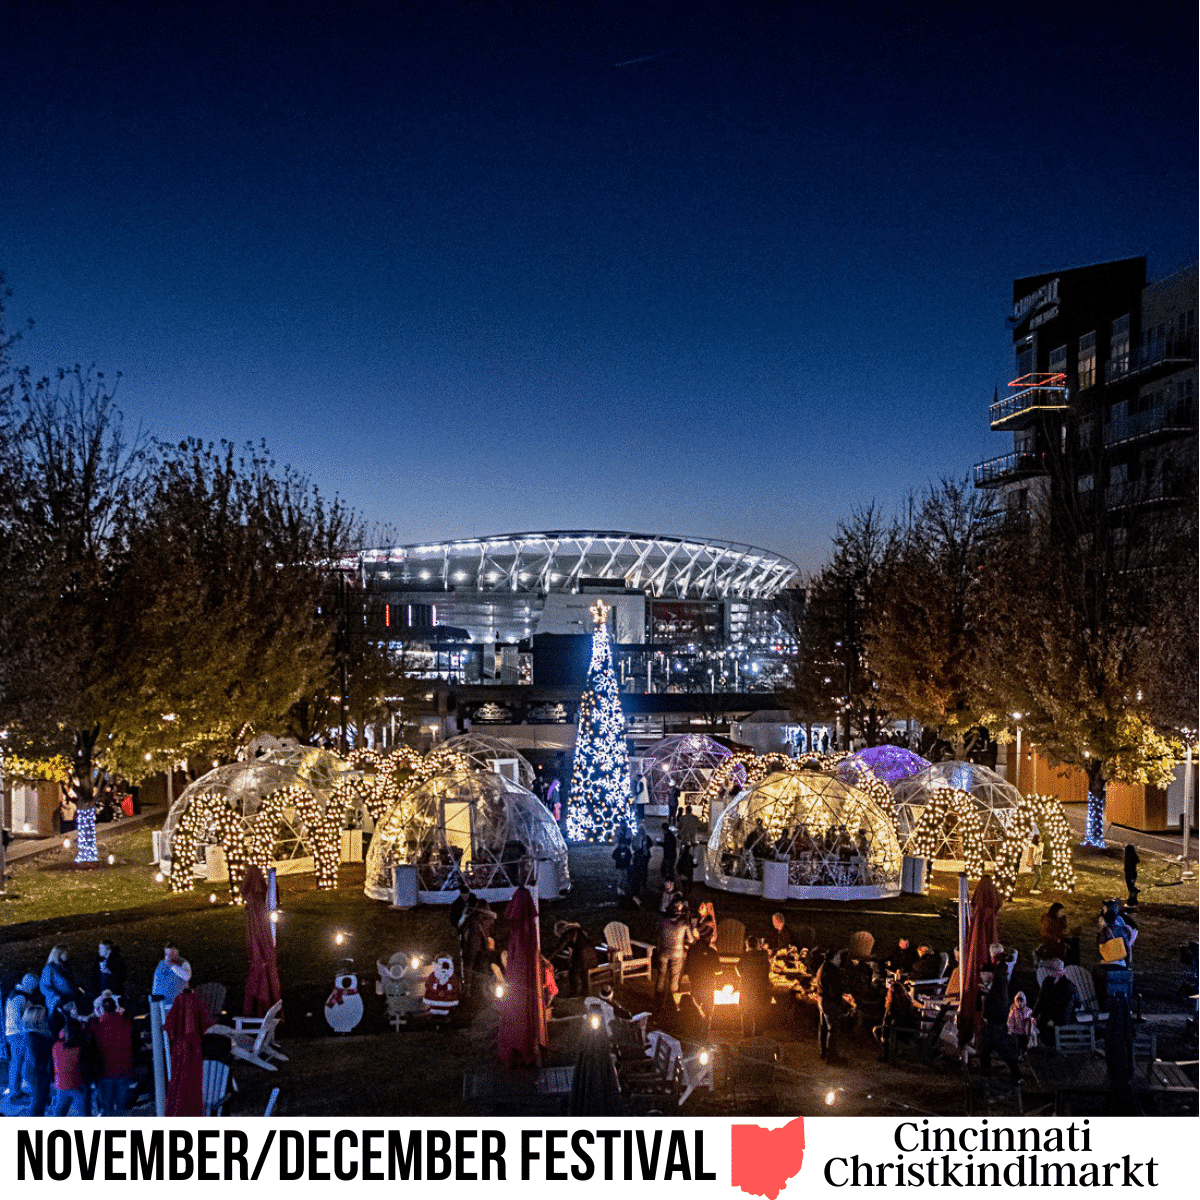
top-left (653, 899), bottom-right (694, 1010)
top-left (4, 973), bottom-right (38, 1100)
top-left (739, 936), bottom-right (773, 1037)
top-left (976, 943), bottom-right (1021, 1083)
top-left (93, 940), bottom-right (127, 1004)
top-left (90, 995), bottom-right (135, 1116)
top-left (50, 1017), bottom-right (92, 1117)
top-left (630, 827), bottom-right (651, 899)
top-left (22, 992), bottom-right (55, 1117)
top-left (40, 947), bottom-right (81, 1021)
top-left (676, 804), bottom-right (700, 848)
top-left (612, 832), bottom-right (632, 897)
top-left (660, 825), bottom-right (678, 884)
top-left (676, 842), bottom-right (696, 897)
top-left (1032, 958), bottom-right (1078, 1045)
top-left (152, 944), bottom-right (192, 1012)
top-left (1123, 844), bottom-right (1140, 909)
top-left (814, 950), bottom-right (852, 1063)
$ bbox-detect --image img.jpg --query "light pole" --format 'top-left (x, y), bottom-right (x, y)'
top-left (1010, 713), bottom-right (1023, 793)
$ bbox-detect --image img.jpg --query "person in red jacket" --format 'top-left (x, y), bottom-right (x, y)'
top-left (90, 995), bottom-right (135, 1115)
top-left (51, 1017), bottom-right (91, 1116)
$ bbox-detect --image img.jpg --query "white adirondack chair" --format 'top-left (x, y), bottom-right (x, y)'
top-left (202, 1059), bottom-right (236, 1115)
top-left (208, 1000), bottom-right (288, 1071)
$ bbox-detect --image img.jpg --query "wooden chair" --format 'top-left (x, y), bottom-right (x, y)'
top-left (602, 922), bottom-right (653, 984)
top-left (201, 1059), bottom-right (236, 1115)
top-left (647, 1031), bottom-right (714, 1105)
top-left (208, 1000), bottom-right (288, 1071)
top-left (907, 952), bottom-right (950, 999)
top-left (727, 1036), bottom-right (781, 1110)
top-left (1054, 1023), bottom-right (1097, 1055)
top-left (1063, 966), bottom-right (1108, 1023)
top-left (715, 919), bottom-right (746, 963)
top-left (193, 982), bottom-right (227, 1028)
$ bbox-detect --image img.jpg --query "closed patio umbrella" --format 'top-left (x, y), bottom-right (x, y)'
top-left (243, 865), bottom-right (282, 1018)
top-left (956, 874), bottom-right (1001, 1051)
top-left (496, 886), bottom-right (545, 1068)
top-left (165, 991), bottom-right (205, 1116)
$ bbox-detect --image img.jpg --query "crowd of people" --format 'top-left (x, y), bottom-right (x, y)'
top-left (3, 940), bottom-right (196, 1117)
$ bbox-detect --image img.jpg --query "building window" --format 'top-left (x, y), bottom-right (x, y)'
top-left (1049, 344), bottom-right (1068, 375)
top-left (1076, 474), bottom-right (1094, 493)
top-left (1077, 417), bottom-right (1095, 449)
top-left (1110, 315), bottom-right (1130, 375)
top-left (1015, 335), bottom-right (1035, 378)
top-left (1077, 331), bottom-right (1096, 389)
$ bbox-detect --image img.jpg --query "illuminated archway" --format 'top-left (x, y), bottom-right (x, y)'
top-left (992, 793), bottom-right (1077, 899)
top-left (908, 786), bottom-right (987, 879)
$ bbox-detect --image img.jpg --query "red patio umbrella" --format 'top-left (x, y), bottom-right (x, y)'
top-left (243, 865), bottom-right (282, 1018)
top-left (165, 991), bottom-right (205, 1116)
top-left (956, 874), bottom-right (1002, 1050)
top-left (496, 886), bottom-right (546, 1068)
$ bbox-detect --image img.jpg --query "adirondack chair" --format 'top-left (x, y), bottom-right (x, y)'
top-left (1054, 1023), bottom-right (1097, 1055)
top-left (715, 919), bottom-right (746, 963)
top-left (201, 1059), bottom-right (236, 1115)
top-left (647, 1031), bottom-right (714, 1105)
top-left (907, 951), bottom-right (950, 999)
top-left (601, 922), bottom-right (653, 984)
top-left (193, 982), bottom-right (227, 1028)
top-left (208, 1000), bottom-right (288, 1071)
top-left (1062, 965), bottom-right (1108, 1023)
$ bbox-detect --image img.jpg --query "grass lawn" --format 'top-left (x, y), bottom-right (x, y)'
top-left (3, 828), bottom-right (1196, 1117)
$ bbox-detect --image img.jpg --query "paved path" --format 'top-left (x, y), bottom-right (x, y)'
top-left (5, 809), bottom-right (165, 864)
top-left (1058, 803), bottom-right (1197, 866)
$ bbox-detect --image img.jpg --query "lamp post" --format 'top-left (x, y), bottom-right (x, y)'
top-left (1010, 713), bottom-right (1023, 793)
top-left (1183, 735), bottom-right (1194, 864)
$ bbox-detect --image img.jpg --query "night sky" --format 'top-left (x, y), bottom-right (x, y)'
top-left (2, 1), bottom-right (1195, 572)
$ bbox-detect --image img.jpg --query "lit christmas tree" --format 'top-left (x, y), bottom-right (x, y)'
top-left (566, 600), bottom-right (635, 842)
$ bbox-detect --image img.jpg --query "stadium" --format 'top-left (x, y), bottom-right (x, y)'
top-left (356, 531), bottom-right (803, 688)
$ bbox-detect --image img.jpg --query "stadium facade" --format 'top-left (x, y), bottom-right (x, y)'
top-left (356, 530), bottom-right (803, 693)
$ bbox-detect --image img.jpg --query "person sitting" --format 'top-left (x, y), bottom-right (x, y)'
top-left (765, 911), bottom-right (800, 953)
top-left (886, 938), bottom-right (918, 975)
top-left (1032, 958), bottom-right (1077, 1046)
top-left (909, 944), bottom-right (939, 981)
top-left (1037, 902), bottom-right (1079, 962)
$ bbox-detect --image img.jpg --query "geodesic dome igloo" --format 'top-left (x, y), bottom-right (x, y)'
top-left (892, 761), bottom-right (1022, 870)
top-left (159, 757), bottom-right (350, 888)
top-left (438, 733), bottom-right (535, 788)
top-left (704, 771), bottom-right (902, 900)
top-left (836, 745), bottom-right (931, 788)
top-left (638, 734), bottom-right (740, 807)
top-left (364, 770), bottom-right (569, 903)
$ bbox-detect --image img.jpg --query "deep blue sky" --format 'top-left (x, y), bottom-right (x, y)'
top-left (2, 1), bottom-right (1195, 573)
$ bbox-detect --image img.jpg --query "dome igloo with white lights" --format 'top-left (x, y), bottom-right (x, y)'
top-left (437, 732), bottom-right (536, 788)
top-left (158, 739), bottom-right (364, 886)
top-left (892, 760), bottom-right (1022, 871)
top-left (365, 770), bottom-right (569, 903)
top-left (704, 771), bottom-right (902, 900)
top-left (637, 734), bottom-right (739, 807)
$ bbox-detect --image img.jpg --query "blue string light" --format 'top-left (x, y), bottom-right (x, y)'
top-left (75, 807), bottom-right (99, 863)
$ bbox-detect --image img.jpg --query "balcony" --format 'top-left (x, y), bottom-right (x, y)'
top-left (1105, 403), bottom-right (1197, 448)
top-left (990, 373), bottom-right (1070, 431)
top-left (1105, 479), bottom-right (1192, 510)
top-left (1104, 334), bottom-right (1197, 385)
top-left (973, 450), bottom-right (1050, 488)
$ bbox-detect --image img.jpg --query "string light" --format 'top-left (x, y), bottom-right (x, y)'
top-left (74, 807), bottom-right (99, 863)
top-left (909, 786), bottom-right (986, 878)
top-left (566, 601), bottom-right (635, 843)
top-left (992, 793), bottom-right (1077, 899)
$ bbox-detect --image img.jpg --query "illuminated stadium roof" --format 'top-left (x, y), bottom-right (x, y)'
top-left (359, 531), bottom-right (800, 600)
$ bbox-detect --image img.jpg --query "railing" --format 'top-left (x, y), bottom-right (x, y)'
top-left (989, 384), bottom-right (1070, 428)
top-left (1105, 334), bottom-right (1198, 384)
top-left (973, 451), bottom-right (1049, 487)
top-left (1104, 404), bottom-right (1197, 447)
top-left (1105, 479), bottom-right (1191, 509)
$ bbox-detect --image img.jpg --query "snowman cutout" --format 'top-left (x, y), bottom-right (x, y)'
top-left (325, 966), bottom-right (364, 1033)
